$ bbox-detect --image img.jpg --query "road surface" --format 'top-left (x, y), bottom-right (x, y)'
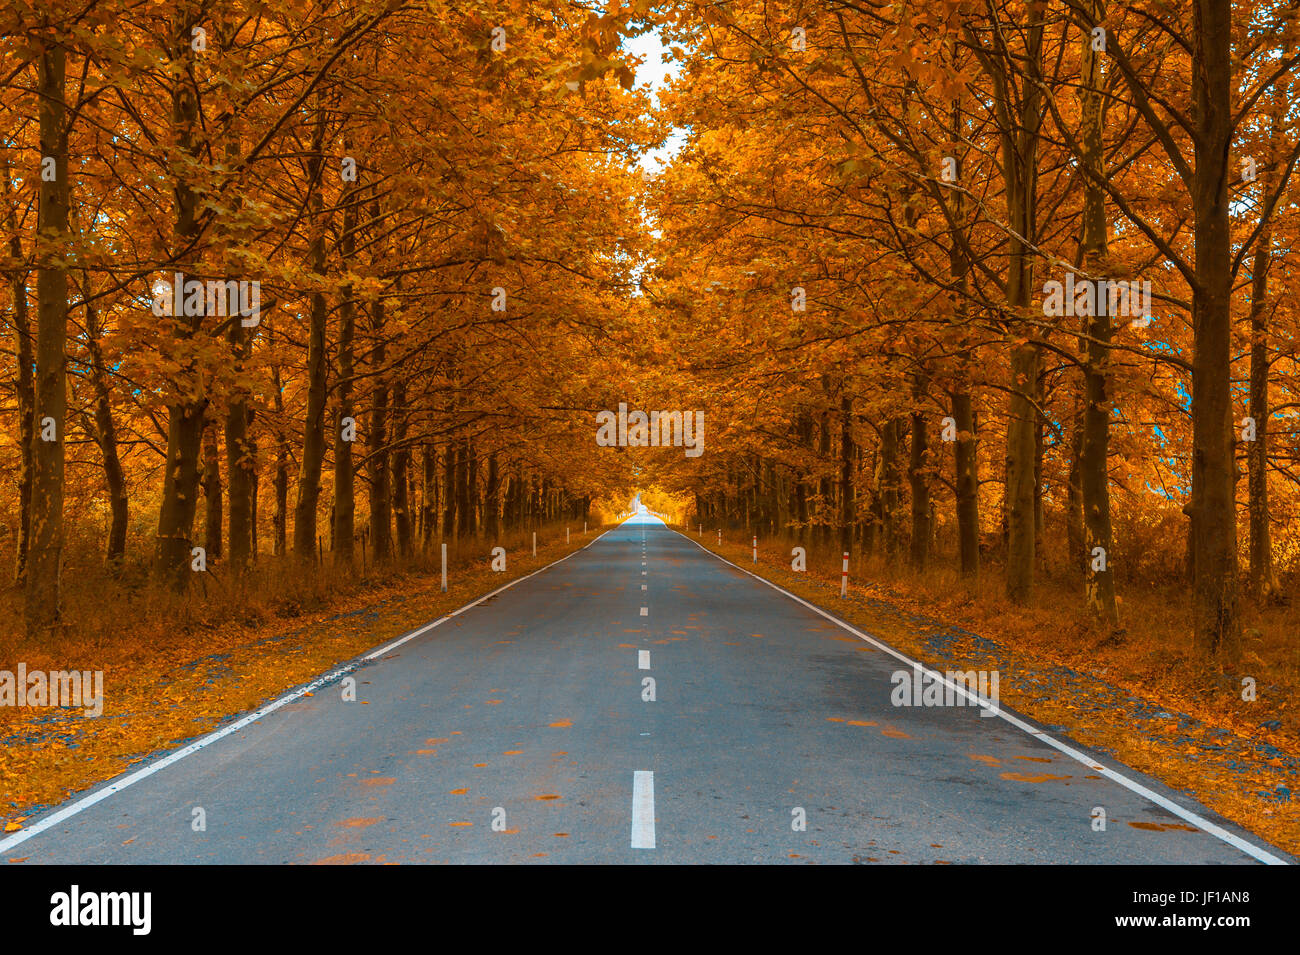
top-left (2, 516), bottom-right (1288, 864)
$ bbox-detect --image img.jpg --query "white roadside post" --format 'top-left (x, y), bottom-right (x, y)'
top-left (716, 528), bottom-right (721, 546)
top-left (752, 536), bottom-right (757, 564)
top-left (441, 542), bottom-right (447, 593)
top-left (583, 521), bottom-right (587, 534)
top-left (566, 527), bottom-right (570, 544)
top-left (533, 531), bottom-right (537, 557)
top-left (841, 551), bottom-right (849, 597)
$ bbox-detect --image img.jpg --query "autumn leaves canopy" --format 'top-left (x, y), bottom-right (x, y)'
top-left (3, 0), bottom-right (1297, 661)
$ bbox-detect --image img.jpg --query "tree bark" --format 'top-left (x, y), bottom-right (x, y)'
top-left (455, 437), bottom-right (470, 538)
top-left (1065, 404), bottom-right (1084, 575)
top-left (271, 364), bottom-right (289, 557)
top-left (392, 380), bottom-right (412, 557)
top-left (202, 416), bottom-right (222, 560)
top-left (368, 311), bottom-right (391, 561)
top-left (952, 391), bottom-right (979, 576)
top-left (465, 437), bottom-right (478, 539)
top-left (442, 440), bottom-right (457, 539)
top-left (944, 127), bottom-right (980, 580)
top-left (998, 13), bottom-right (1043, 605)
top-left (154, 13), bottom-right (209, 591)
top-left (4, 158), bottom-right (35, 583)
top-left (26, 38), bottom-right (69, 630)
top-left (421, 444), bottom-right (437, 547)
top-left (292, 99), bottom-right (329, 561)
top-left (881, 417), bottom-right (903, 562)
top-left (1188, 0), bottom-right (1241, 658)
top-left (839, 394), bottom-right (854, 553)
top-left (485, 450), bottom-right (500, 541)
top-left (1246, 83), bottom-right (1285, 602)
top-left (226, 326), bottom-right (254, 569)
top-left (83, 302), bottom-right (128, 562)
top-left (1078, 0), bottom-right (1120, 627)
top-left (332, 144), bottom-right (357, 567)
top-left (908, 373), bottom-right (930, 570)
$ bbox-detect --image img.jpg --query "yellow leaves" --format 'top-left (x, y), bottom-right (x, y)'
top-left (698, 4), bottom-right (734, 28)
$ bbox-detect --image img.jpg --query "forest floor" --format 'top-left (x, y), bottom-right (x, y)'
top-left (0, 522), bottom-right (608, 846)
top-left (680, 526), bottom-right (1300, 859)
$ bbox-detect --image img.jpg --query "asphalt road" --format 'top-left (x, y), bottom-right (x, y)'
top-left (2, 516), bottom-right (1289, 864)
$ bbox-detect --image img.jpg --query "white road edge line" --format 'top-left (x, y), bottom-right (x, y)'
top-left (675, 528), bottom-right (1289, 866)
top-left (631, 770), bottom-right (656, 849)
top-left (0, 522), bottom-right (625, 855)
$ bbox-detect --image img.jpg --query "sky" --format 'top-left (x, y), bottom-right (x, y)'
top-left (621, 25), bottom-right (687, 174)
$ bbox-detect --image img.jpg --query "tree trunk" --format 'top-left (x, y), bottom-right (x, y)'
top-left (455, 437), bottom-right (470, 538)
top-left (26, 40), bottom-right (69, 629)
top-left (226, 326), bottom-right (254, 570)
top-left (795, 417), bottom-right (809, 544)
top-left (908, 373), bottom-right (930, 570)
top-left (465, 437), bottom-right (478, 539)
top-left (271, 365), bottom-right (288, 557)
top-left (881, 417), bottom-right (902, 562)
top-left (368, 323), bottom-right (391, 561)
top-left (952, 391), bottom-right (979, 577)
top-left (202, 416), bottom-right (222, 560)
top-left (84, 302), bottom-right (128, 562)
top-left (421, 444), bottom-right (437, 549)
top-left (999, 14), bottom-right (1043, 605)
top-left (1078, 0), bottom-right (1119, 627)
top-left (332, 152), bottom-right (357, 567)
top-left (1065, 404), bottom-right (1084, 575)
top-left (1247, 87), bottom-right (1285, 602)
top-left (1188, 0), bottom-right (1241, 658)
top-left (839, 395), bottom-right (854, 553)
top-left (4, 158), bottom-right (35, 583)
top-left (392, 380), bottom-right (412, 557)
top-left (217, 45), bottom-right (252, 573)
top-left (945, 121), bottom-right (979, 579)
top-left (153, 13), bottom-right (210, 591)
top-left (485, 450), bottom-right (500, 541)
top-left (442, 440), bottom-right (458, 539)
top-left (247, 407), bottom-right (259, 560)
top-left (817, 406), bottom-right (831, 547)
top-left (292, 101), bottom-right (329, 561)
top-left (155, 403), bottom-right (206, 590)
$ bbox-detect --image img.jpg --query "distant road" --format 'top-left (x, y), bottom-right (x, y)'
top-left (2, 517), bottom-right (1288, 864)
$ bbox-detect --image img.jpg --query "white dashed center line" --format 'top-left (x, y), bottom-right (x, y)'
top-left (631, 771), bottom-right (655, 849)
top-left (640, 607), bottom-right (648, 616)
top-left (639, 650), bottom-right (650, 669)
